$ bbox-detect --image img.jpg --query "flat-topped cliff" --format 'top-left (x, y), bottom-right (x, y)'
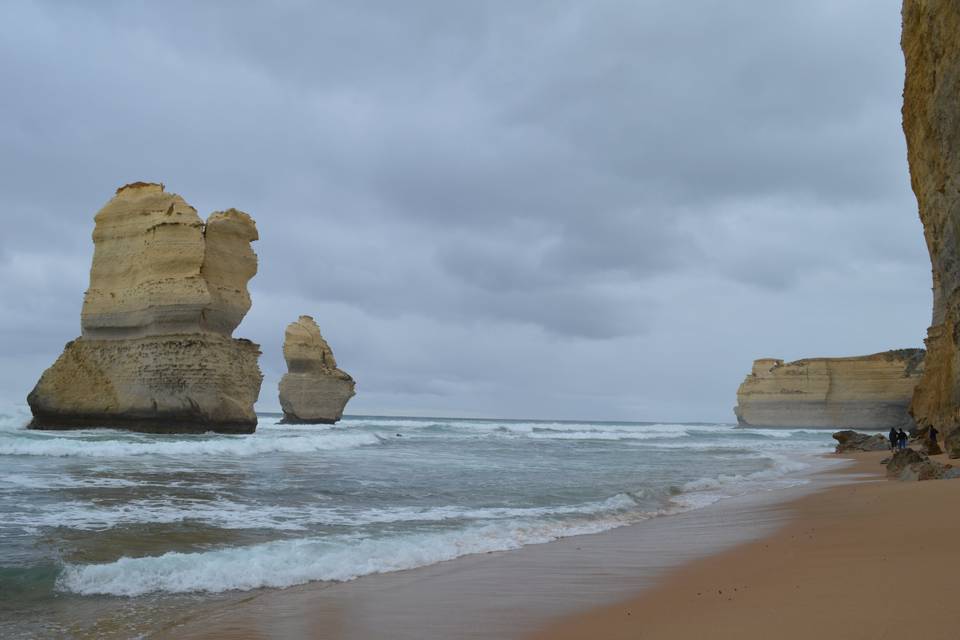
top-left (28, 182), bottom-right (263, 433)
top-left (902, 0), bottom-right (960, 441)
top-left (735, 350), bottom-right (925, 429)
top-left (278, 315), bottom-right (355, 424)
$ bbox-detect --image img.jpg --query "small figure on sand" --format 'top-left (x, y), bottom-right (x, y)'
top-left (889, 427), bottom-right (898, 451)
top-left (897, 428), bottom-right (908, 451)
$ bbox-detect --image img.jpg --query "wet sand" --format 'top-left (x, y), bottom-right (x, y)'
top-left (156, 457), bottom-right (857, 639)
top-left (530, 450), bottom-right (960, 640)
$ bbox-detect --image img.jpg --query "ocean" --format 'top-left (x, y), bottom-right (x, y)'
top-left (0, 407), bottom-right (840, 638)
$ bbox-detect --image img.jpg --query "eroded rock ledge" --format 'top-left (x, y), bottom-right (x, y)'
top-left (278, 315), bottom-right (355, 424)
top-left (735, 350), bottom-right (925, 429)
top-left (27, 182), bottom-right (263, 433)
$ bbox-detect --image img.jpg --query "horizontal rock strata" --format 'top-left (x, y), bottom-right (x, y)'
top-left (28, 182), bottom-right (263, 433)
top-left (902, 0), bottom-right (960, 442)
top-left (735, 350), bottom-right (925, 429)
top-left (278, 315), bottom-right (355, 424)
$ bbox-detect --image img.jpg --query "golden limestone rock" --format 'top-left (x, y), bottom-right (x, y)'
top-left (734, 350), bottom-right (925, 429)
top-left (278, 315), bottom-right (355, 424)
top-left (902, 0), bottom-right (960, 441)
top-left (28, 182), bottom-right (263, 433)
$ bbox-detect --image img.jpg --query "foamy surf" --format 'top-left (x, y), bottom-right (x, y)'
top-left (13, 493), bottom-right (642, 533)
top-left (52, 453), bottom-right (837, 596)
top-left (57, 515), bottom-right (650, 596)
top-left (0, 430), bottom-right (382, 458)
top-left (1, 411), bottom-right (839, 605)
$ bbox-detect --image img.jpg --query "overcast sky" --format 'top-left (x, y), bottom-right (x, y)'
top-left (0, 0), bottom-right (931, 422)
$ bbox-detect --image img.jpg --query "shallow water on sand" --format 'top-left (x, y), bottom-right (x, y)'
top-left (0, 407), bottom-right (838, 638)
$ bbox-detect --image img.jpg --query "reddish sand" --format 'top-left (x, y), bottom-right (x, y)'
top-left (529, 451), bottom-right (960, 640)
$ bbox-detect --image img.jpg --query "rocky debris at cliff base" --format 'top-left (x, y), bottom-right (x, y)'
top-left (278, 315), bottom-right (355, 424)
top-left (944, 430), bottom-right (960, 459)
top-left (885, 448), bottom-right (960, 481)
top-left (832, 430), bottom-right (890, 453)
top-left (923, 439), bottom-right (944, 456)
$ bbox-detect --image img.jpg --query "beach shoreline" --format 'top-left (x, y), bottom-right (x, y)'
top-left (153, 448), bottom-right (856, 640)
top-left (529, 449), bottom-right (960, 640)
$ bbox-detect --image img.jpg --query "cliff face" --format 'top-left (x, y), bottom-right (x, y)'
top-left (278, 315), bottom-right (355, 424)
top-left (28, 182), bottom-right (263, 433)
top-left (735, 350), bottom-right (925, 429)
top-left (902, 0), bottom-right (960, 437)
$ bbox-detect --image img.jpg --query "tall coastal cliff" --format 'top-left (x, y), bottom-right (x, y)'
top-left (278, 315), bottom-right (355, 424)
top-left (28, 182), bottom-right (263, 433)
top-left (735, 350), bottom-right (925, 429)
top-left (902, 0), bottom-right (960, 439)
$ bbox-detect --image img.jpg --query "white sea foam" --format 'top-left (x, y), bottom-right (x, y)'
top-left (0, 431), bottom-right (382, 458)
top-left (0, 473), bottom-right (142, 490)
top-left (57, 516), bottom-right (641, 596)
top-left (668, 451), bottom-right (829, 512)
top-left (53, 448), bottom-right (830, 596)
top-left (353, 419), bottom-right (834, 443)
top-left (55, 448), bottom-right (827, 597)
top-left (13, 493), bottom-right (642, 532)
top-left (2, 408), bottom-right (838, 600)
top-left (640, 439), bottom-right (834, 452)
top-left (523, 429), bottom-right (690, 441)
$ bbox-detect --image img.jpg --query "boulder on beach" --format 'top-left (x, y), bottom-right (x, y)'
top-left (885, 448), bottom-right (957, 481)
top-left (735, 351), bottom-right (924, 429)
top-left (945, 429), bottom-right (960, 460)
top-left (27, 182), bottom-right (263, 433)
top-left (902, 1), bottom-right (960, 445)
top-left (278, 315), bottom-right (355, 424)
top-left (832, 430), bottom-right (891, 453)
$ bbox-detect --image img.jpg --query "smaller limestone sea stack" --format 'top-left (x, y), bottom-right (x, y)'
top-left (28, 182), bottom-right (263, 433)
top-left (735, 350), bottom-right (925, 429)
top-left (278, 315), bottom-right (355, 424)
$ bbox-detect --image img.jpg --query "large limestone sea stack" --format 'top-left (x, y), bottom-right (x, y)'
top-left (278, 315), bottom-right (355, 424)
top-left (902, 0), bottom-right (960, 446)
top-left (735, 350), bottom-right (925, 429)
top-left (27, 182), bottom-right (263, 433)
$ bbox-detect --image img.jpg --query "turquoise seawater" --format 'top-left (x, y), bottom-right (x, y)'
top-left (0, 407), bottom-right (838, 637)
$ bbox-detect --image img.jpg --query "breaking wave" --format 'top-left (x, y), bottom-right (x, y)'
top-left (14, 494), bottom-right (642, 533)
top-left (58, 514), bottom-right (646, 596)
top-left (1, 410), bottom-right (840, 603)
top-left (0, 430), bottom-right (382, 458)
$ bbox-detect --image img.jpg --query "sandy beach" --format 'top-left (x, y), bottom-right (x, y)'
top-left (143, 451), bottom-right (856, 640)
top-left (149, 449), bottom-right (960, 640)
top-left (531, 450), bottom-right (960, 640)
top-left (7, 440), bottom-right (957, 640)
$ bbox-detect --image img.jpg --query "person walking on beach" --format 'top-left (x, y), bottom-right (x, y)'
top-left (929, 425), bottom-right (939, 448)
top-left (889, 427), bottom-right (898, 451)
top-left (898, 428), bottom-right (908, 451)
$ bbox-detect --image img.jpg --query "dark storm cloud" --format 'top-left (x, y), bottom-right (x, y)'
top-left (0, 0), bottom-right (932, 420)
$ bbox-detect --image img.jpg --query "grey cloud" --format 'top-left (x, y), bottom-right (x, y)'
top-left (0, 0), bottom-right (934, 420)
